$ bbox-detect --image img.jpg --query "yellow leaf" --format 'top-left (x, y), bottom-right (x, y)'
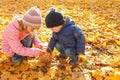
top-left (115, 40), bottom-right (120, 46)
top-left (27, 76), bottom-right (33, 80)
top-left (40, 75), bottom-right (51, 80)
top-left (1, 54), bottom-right (8, 60)
top-left (78, 55), bottom-right (88, 64)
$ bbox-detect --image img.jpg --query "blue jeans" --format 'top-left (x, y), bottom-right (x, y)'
top-left (55, 42), bottom-right (78, 63)
top-left (11, 35), bottom-right (34, 64)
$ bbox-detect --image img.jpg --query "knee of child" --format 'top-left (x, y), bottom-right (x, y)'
top-left (55, 42), bottom-right (61, 49)
top-left (65, 49), bottom-right (76, 56)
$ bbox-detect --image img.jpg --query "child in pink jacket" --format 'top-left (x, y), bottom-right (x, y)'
top-left (2, 7), bottom-right (44, 66)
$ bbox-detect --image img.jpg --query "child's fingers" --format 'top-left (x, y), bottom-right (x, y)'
top-left (38, 45), bottom-right (44, 50)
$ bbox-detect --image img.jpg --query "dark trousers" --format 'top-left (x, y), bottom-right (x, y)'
top-left (55, 42), bottom-right (78, 63)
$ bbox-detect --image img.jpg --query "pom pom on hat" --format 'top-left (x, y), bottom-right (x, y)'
top-left (45, 7), bottom-right (64, 28)
top-left (50, 7), bottom-right (56, 12)
top-left (22, 6), bottom-right (42, 28)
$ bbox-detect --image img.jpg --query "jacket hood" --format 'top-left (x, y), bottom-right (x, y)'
top-left (63, 17), bottom-right (75, 27)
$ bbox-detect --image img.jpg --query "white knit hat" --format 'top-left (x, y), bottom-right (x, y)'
top-left (22, 7), bottom-right (42, 28)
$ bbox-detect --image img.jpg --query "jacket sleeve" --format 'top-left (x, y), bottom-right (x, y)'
top-left (73, 27), bottom-right (86, 54)
top-left (46, 33), bottom-right (57, 53)
top-left (33, 34), bottom-right (42, 48)
top-left (6, 30), bottom-right (43, 57)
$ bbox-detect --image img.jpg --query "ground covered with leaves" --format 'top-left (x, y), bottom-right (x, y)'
top-left (0, 0), bottom-right (120, 80)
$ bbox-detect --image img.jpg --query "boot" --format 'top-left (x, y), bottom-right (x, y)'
top-left (11, 56), bottom-right (23, 66)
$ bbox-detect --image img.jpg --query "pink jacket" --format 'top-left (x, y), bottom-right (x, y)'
top-left (2, 18), bottom-right (43, 57)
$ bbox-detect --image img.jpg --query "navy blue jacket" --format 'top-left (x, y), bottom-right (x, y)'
top-left (47, 19), bottom-right (86, 54)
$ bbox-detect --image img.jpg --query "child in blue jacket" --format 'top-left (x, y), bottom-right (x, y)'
top-left (45, 8), bottom-right (86, 68)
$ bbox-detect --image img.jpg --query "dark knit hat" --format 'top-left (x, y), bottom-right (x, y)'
top-left (45, 8), bottom-right (64, 28)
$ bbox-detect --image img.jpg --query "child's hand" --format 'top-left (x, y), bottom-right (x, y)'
top-left (38, 45), bottom-right (44, 50)
top-left (38, 43), bottom-right (48, 49)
